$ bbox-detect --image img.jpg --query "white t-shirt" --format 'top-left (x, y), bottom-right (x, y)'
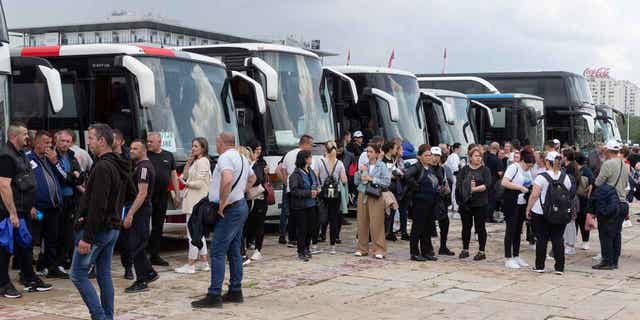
top-left (503, 163), bottom-right (533, 205)
top-left (209, 149), bottom-right (254, 204)
top-left (358, 151), bottom-right (368, 168)
top-left (282, 148), bottom-right (301, 192)
top-left (444, 152), bottom-right (460, 173)
top-left (531, 170), bottom-right (572, 215)
top-left (313, 158), bottom-right (345, 184)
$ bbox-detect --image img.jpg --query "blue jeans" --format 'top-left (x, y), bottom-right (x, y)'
top-left (70, 229), bottom-right (120, 320)
top-left (208, 200), bottom-right (249, 296)
top-left (278, 192), bottom-right (289, 238)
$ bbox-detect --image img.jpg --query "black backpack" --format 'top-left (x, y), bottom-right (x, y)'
top-left (539, 172), bottom-right (572, 225)
top-left (320, 159), bottom-right (340, 199)
top-left (455, 166), bottom-right (473, 209)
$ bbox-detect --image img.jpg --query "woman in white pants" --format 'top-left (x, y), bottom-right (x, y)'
top-left (175, 138), bottom-right (212, 274)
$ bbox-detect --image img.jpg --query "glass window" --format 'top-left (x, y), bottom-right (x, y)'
top-left (443, 96), bottom-right (475, 149)
top-left (258, 51), bottom-right (334, 149)
top-left (0, 75), bottom-right (8, 142)
top-left (0, 3), bottom-right (8, 43)
top-left (138, 57), bottom-right (236, 160)
top-left (378, 74), bottom-right (425, 149)
top-left (490, 78), bottom-right (567, 107)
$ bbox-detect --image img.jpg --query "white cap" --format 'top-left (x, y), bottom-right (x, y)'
top-left (545, 151), bottom-right (561, 162)
top-left (605, 139), bottom-right (621, 151)
top-left (431, 146), bottom-right (442, 156)
top-left (353, 131), bottom-right (364, 138)
top-left (552, 139), bottom-right (560, 145)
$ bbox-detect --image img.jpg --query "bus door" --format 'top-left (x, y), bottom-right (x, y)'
top-left (469, 100), bottom-right (495, 145)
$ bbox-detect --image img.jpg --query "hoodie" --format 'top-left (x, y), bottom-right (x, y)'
top-left (77, 152), bottom-right (134, 244)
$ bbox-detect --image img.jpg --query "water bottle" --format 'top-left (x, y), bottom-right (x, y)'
top-left (36, 210), bottom-right (43, 221)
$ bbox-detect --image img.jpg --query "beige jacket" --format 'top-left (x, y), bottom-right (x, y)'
top-left (181, 157), bottom-right (212, 214)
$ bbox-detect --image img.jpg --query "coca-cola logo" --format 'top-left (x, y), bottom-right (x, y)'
top-left (583, 67), bottom-right (611, 78)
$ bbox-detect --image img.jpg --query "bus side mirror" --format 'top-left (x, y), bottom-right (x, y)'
top-left (419, 91), bottom-right (455, 125)
top-left (322, 67), bottom-right (358, 104)
top-left (232, 71), bottom-right (266, 114)
top-left (471, 100), bottom-right (495, 127)
top-left (119, 56), bottom-right (156, 108)
top-left (36, 65), bottom-right (63, 113)
top-left (366, 88), bottom-right (399, 122)
top-left (245, 57), bottom-right (278, 101)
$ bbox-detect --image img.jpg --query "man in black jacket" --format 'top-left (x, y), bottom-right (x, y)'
top-left (53, 130), bottom-right (83, 271)
top-left (69, 123), bottom-right (134, 320)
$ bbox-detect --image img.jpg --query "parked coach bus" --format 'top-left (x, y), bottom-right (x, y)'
top-left (418, 71), bottom-right (596, 149)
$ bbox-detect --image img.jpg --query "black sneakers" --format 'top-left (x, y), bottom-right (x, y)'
top-left (222, 290), bottom-right (244, 303)
top-left (410, 255), bottom-right (427, 262)
top-left (192, 294), bottom-right (222, 309)
top-left (1, 283), bottom-right (21, 299)
top-left (473, 252), bottom-right (487, 261)
top-left (146, 271), bottom-right (159, 283)
top-left (278, 236), bottom-right (287, 244)
top-left (423, 254), bottom-right (438, 261)
top-left (24, 278), bottom-right (52, 293)
top-left (150, 256), bottom-right (170, 267)
top-left (46, 268), bottom-right (69, 279)
top-left (439, 248), bottom-right (456, 256)
top-left (459, 250), bottom-right (470, 259)
top-left (592, 262), bottom-right (615, 270)
top-left (298, 254), bottom-right (309, 262)
top-left (125, 281), bottom-right (149, 293)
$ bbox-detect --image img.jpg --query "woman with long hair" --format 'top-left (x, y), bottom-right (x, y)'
top-left (244, 141), bottom-right (269, 262)
top-left (354, 143), bottom-right (391, 259)
top-left (456, 147), bottom-right (492, 261)
top-left (175, 137), bottom-right (212, 274)
top-left (289, 150), bottom-right (320, 261)
top-left (314, 141), bottom-right (347, 254)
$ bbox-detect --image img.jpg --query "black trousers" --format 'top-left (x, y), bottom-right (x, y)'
top-left (323, 198), bottom-right (341, 246)
top-left (503, 197), bottom-right (526, 258)
top-left (58, 195), bottom-right (77, 266)
top-left (245, 200), bottom-right (267, 251)
top-left (40, 207), bottom-right (61, 269)
top-left (148, 193), bottom-right (169, 258)
top-left (575, 196), bottom-right (590, 242)
top-left (437, 217), bottom-right (450, 250)
top-left (410, 201), bottom-right (434, 257)
top-left (598, 202), bottom-right (627, 266)
top-left (293, 207), bottom-right (316, 255)
top-left (461, 206), bottom-right (487, 251)
top-left (117, 227), bottom-right (132, 268)
top-left (533, 213), bottom-right (565, 272)
top-left (0, 215), bottom-right (37, 286)
top-left (127, 203), bottom-right (154, 282)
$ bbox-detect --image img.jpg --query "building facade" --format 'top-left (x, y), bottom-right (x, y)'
top-left (587, 76), bottom-right (640, 116)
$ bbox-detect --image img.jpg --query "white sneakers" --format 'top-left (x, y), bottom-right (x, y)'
top-left (374, 254), bottom-right (384, 259)
top-left (311, 245), bottom-right (322, 254)
top-left (506, 257), bottom-right (530, 269)
top-left (592, 253), bottom-right (602, 261)
top-left (581, 242), bottom-right (590, 250)
top-left (174, 264), bottom-right (196, 274)
top-left (251, 250), bottom-right (263, 261)
top-left (505, 258), bottom-right (520, 269)
top-left (623, 220), bottom-right (633, 228)
top-left (195, 261), bottom-right (210, 271)
top-left (175, 261), bottom-right (209, 274)
top-left (565, 246), bottom-right (576, 255)
top-left (354, 251), bottom-right (364, 257)
top-left (329, 246), bottom-right (337, 255)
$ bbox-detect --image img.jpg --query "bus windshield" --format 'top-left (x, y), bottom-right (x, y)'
top-left (259, 51), bottom-right (334, 148)
top-left (519, 98), bottom-right (545, 149)
top-left (443, 96), bottom-right (475, 150)
top-left (379, 74), bottom-right (425, 149)
top-left (137, 57), bottom-right (237, 160)
top-left (574, 115), bottom-right (596, 149)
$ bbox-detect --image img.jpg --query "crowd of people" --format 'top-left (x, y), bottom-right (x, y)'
top-left (0, 121), bottom-right (636, 318)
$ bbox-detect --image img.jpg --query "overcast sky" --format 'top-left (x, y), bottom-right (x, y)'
top-left (5, 0), bottom-right (639, 82)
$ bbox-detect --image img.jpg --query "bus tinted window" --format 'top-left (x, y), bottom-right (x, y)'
top-left (488, 78), bottom-right (567, 106)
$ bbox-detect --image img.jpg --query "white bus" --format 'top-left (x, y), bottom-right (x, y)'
top-left (10, 44), bottom-right (265, 228)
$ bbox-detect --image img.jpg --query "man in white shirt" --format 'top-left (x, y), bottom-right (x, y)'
top-left (192, 132), bottom-right (256, 309)
top-left (276, 135), bottom-right (314, 245)
top-left (445, 143), bottom-right (462, 211)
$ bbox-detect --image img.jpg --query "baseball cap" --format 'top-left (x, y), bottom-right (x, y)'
top-left (431, 146), bottom-right (442, 156)
top-left (605, 139), bottom-right (621, 151)
top-left (353, 131), bottom-right (364, 138)
top-left (552, 139), bottom-right (560, 145)
top-left (545, 151), bottom-right (561, 162)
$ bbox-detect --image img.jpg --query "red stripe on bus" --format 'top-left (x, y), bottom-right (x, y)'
top-left (21, 46), bottom-right (61, 57)
top-left (137, 46), bottom-right (175, 57)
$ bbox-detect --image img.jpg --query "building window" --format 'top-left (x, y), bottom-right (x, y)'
top-left (201, 39), bottom-right (208, 45)
top-left (78, 33), bottom-right (84, 44)
top-left (61, 34), bottom-right (68, 45)
top-left (177, 35), bottom-right (184, 46)
top-left (163, 33), bottom-right (170, 45)
top-left (151, 31), bottom-right (158, 43)
top-left (112, 31), bottom-right (120, 43)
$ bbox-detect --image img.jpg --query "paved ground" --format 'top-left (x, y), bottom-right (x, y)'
top-left (4, 208), bottom-right (640, 320)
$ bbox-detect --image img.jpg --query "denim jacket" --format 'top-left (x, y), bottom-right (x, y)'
top-left (354, 160), bottom-right (391, 201)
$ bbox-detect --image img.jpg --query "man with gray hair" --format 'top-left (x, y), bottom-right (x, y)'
top-left (192, 132), bottom-right (255, 308)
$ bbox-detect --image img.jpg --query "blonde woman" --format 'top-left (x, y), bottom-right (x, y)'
top-left (175, 138), bottom-right (212, 274)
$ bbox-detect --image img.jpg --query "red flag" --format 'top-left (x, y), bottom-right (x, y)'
top-left (346, 49), bottom-right (351, 65)
top-left (387, 49), bottom-right (395, 68)
top-left (441, 48), bottom-right (447, 74)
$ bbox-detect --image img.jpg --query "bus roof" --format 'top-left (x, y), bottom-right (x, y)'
top-left (12, 44), bottom-right (225, 67)
top-left (420, 88), bottom-right (468, 99)
top-left (330, 65), bottom-right (415, 78)
top-left (417, 71), bottom-right (582, 79)
top-left (466, 93), bottom-right (544, 101)
top-left (178, 43), bottom-right (319, 59)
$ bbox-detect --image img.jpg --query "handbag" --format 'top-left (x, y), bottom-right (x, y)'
top-left (264, 180), bottom-right (276, 205)
top-left (365, 183), bottom-right (382, 198)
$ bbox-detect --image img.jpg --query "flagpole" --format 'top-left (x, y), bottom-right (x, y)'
top-left (441, 48), bottom-right (447, 74)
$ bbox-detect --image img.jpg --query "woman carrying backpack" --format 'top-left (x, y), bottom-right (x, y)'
top-left (501, 150), bottom-right (534, 269)
top-left (314, 141), bottom-right (347, 255)
top-left (526, 151), bottom-right (572, 275)
top-left (456, 147), bottom-right (492, 261)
